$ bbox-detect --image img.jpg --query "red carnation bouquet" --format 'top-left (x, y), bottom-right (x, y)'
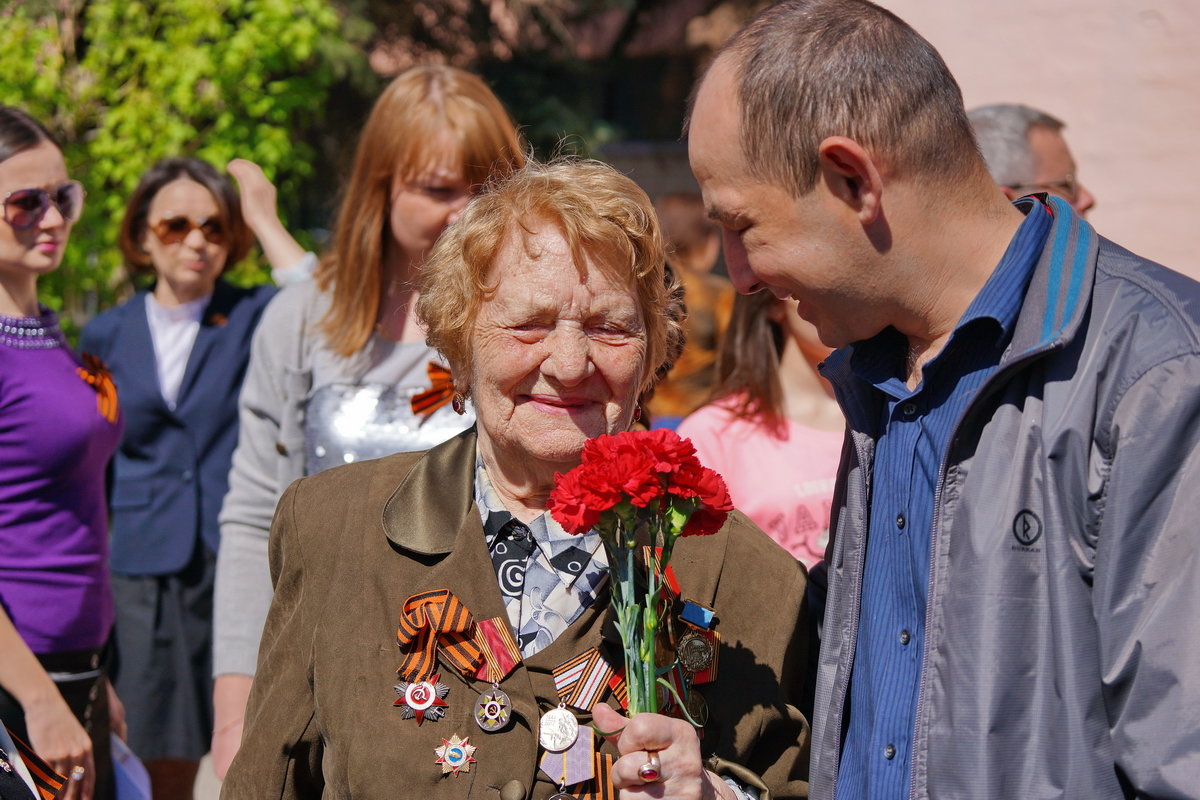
top-left (547, 428), bottom-right (733, 716)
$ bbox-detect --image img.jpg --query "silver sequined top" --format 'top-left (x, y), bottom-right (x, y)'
top-left (302, 337), bottom-right (474, 475)
top-left (305, 379), bottom-right (473, 474)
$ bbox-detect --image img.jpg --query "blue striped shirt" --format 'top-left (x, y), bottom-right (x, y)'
top-left (833, 199), bottom-right (1052, 799)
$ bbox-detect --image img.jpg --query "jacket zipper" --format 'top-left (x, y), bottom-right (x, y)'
top-left (906, 342), bottom-right (1061, 800)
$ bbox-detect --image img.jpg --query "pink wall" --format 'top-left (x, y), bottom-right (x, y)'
top-left (877, 0), bottom-right (1200, 278)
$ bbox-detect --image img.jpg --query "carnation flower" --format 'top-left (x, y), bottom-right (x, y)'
top-left (547, 428), bottom-right (732, 716)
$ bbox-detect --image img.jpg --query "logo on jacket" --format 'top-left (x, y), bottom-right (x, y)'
top-left (1012, 509), bottom-right (1043, 547)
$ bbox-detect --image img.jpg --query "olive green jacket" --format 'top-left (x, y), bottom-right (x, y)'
top-left (221, 428), bottom-right (809, 800)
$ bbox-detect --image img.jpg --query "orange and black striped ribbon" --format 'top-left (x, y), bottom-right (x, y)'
top-left (7, 729), bottom-right (66, 800)
top-left (396, 589), bottom-right (483, 682)
top-left (473, 616), bottom-right (522, 683)
top-left (410, 362), bottom-right (455, 418)
top-left (577, 753), bottom-right (616, 800)
top-left (77, 353), bottom-right (119, 424)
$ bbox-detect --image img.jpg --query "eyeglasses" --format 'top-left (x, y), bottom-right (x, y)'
top-left (151, 215), bottom-right (227, 246)
top-left (1005, 174), bottom-right (1079, 203)
top-left (2, 181), bottom-right (85, 230)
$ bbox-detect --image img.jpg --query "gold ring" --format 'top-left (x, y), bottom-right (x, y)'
top-left (69, 765), bottom-right (86, 781)
top-left (638, 751), bottom-right (662, 782)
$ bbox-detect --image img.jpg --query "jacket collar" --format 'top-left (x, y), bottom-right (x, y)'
top-left (381, 427), bottom-right (479, 555)
top-left (1004, 195), bottom-right (1099, 361)
top-left (822, 196), bottom-right (1099, 413)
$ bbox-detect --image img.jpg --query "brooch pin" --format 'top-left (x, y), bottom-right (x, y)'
top-left (394, 673), bottom-right (450, 724)
top-left (435, 734), bottom-right (477, 776)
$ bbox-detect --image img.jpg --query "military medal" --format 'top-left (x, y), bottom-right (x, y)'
top-left (684, 688), bottom-right (710, 727)
top-left (474, 686), bottom-right (512, 732)
top-left (677, 630), bottom-right (715, 673)
top-left (394, 674), bottom-right (450, 724)
top-left (539, 704), bottom-right (580, 752)
top-left (470, 616), bottom-right (522, 733)
top-left (434, 734), bottom-right (477, 776)
top-left (676, 600), bottom-right (720, 685)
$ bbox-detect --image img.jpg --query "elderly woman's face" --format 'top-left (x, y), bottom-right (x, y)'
top-left (470, 219), bottom-right (647, 473)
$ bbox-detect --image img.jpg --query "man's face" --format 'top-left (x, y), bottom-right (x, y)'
top-left (688, 57), bottom-right (879, 349)
top-left (1026, 125), bottom-right (1095, 216)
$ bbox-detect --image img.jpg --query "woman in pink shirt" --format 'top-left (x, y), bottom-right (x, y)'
top-left (677, 290), bottom-right (844, 566)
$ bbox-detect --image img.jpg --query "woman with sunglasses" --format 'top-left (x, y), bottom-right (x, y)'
top-left (210, 65), bottom-right (525, 777)
top-left (0, 105), bottom-right (124, 800)
top-left (77, 157), bottom-right (274, 799)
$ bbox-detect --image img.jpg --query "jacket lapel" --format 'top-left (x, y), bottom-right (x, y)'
top-left (121, 291), bottom-right (171, 411)
top-left (382, 427), bottom-right (479, 556)
top-left (376, 428), bottom-right (517, 694)
top-left (176, 280), bottom-right (236, 405)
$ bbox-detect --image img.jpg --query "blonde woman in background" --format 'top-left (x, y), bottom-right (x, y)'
top-left (210, 65), bottom-right (525, 775)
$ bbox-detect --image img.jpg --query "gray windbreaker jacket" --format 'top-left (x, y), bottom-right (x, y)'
top-left (812, 197), bottom-right (1200, 799)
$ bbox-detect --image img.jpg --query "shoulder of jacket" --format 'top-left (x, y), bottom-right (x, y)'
top-left (252, 280), bottom-right (326, 367)
top-left (1092, 238), bottom-right (1200, 354)
top-left (260, 279), bottom-right (323, 325)
top-left (80, 294), bottom-right (141, 350)
top-left (292, 450), bottom-right (426, 501)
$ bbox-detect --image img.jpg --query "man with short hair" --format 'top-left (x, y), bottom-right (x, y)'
top-left (969, 102), bottom-right (1096, 215)
top-left (687, 1), bottom-right (1200, 798)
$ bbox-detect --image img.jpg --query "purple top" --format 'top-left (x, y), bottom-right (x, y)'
top-left (0, 309), bottom-right (122, 653)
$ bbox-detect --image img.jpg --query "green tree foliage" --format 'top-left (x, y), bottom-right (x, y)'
top-left (0, 0), bottom-right (349, 330)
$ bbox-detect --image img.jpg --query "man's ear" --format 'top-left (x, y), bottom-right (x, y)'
top-left (817, 136), bottom-right (883, 224)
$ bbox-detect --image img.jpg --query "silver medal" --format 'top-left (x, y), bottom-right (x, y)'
top-left (538, 705), bottom-right (579, 752)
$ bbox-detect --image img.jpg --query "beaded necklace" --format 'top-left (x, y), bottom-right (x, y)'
top-left (0, 309), bottom-right (64, 349)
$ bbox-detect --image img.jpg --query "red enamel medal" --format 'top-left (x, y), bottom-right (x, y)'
top-left (394, 673), bottom-right (450, 724)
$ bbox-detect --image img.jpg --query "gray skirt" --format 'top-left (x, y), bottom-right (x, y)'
top-left (111, 545), bottom-right (215, 762)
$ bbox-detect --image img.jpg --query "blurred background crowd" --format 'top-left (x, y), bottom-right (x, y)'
top-left (0, 1), bottom-right (1196, 798)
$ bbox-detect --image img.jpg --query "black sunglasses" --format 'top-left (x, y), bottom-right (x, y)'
top-left (2, 181), bottom-right (85, 230)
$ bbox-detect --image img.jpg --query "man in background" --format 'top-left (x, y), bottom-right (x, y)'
top-left (969, 102), bottom-right (1096, 215)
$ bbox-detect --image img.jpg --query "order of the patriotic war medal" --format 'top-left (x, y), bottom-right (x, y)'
top-left (474, 686), bottom-right (512, 732)
top-left (538, 705), bottom-right (579, 752)
top-left (677, 630), bottom-right (715, 673)
top-left (434, 734), bottom-right (477, 776)
top-left (394, 673), bottom-right (450, 724)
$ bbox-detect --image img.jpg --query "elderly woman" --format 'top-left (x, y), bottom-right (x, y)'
top-left (221, 160), bottom-right (809, 800)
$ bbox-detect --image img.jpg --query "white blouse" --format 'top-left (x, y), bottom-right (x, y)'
top-left (144, 291), bottom-right (209, 409)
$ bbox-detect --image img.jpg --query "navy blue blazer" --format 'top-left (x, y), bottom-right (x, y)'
top-left (80, 280), bottom-right (275, 576)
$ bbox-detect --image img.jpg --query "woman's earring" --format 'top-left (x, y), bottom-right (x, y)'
top-left (633, 406), bottom-right (642, 421)
top-left (452, 392), bottom-right (467, 415)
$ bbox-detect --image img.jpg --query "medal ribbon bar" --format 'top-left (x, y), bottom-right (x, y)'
top-left (473, 616), bottom-right (522, 683)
